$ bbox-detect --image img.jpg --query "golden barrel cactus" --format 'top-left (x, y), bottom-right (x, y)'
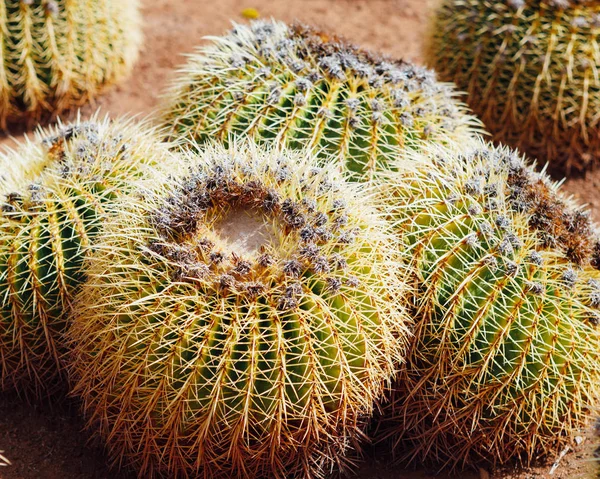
top-left (159, 20), bottom-right (479, 181)
top-left (0, 0), bottom-right (141, 127)
top-left (376, 139), bottom-right (600, 468)
top-left (67, 141), bottom-right (409, 478)
top-left (429, 0), bottom-right (600, 174)
top-left (0, 116), bottom-right (174, 397)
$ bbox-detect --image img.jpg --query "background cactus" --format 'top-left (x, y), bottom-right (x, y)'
top-left (375, 140), bottom-right (600, 468)
top-left (67, 141), bottom-right (409, 479)
top-left (158, 19), bottom-right (479, 181)
top-left (0, 0), bottom-right (141, 127)
top-left (0, 116), bottom-right (174, 397)
top-left (428, 0), bottom-right (600, 174)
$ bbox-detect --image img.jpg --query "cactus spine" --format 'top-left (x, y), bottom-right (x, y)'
top-left (376, 140), bottom-right (600, 468)
top-left (429, 0), bottom-right (600, 174)
top-left (0, 116), bottom-right (175, 396)
top-left (159, 20), bottom-right (479, 181)
top-left (0, 0), bottom-right (141, 127)
top-left (67, 141), bottom-right (409, 479)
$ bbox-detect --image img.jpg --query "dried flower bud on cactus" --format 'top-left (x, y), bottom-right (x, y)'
top-left (375, 138), bottom-right (600, 468)
top-left (429, 0), bottom-right (600, 174)
top-left (159, 19), bottom-right (479, 181)
top-left (0, 115), bottom-right (175, 397)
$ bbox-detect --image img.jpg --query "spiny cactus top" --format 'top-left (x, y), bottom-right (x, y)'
top-left (0, 116), bottom-right (174, 397)
top-left (67, 141), bottom-right (409, 479)
top-left (0, 0), bottom-right (141, 127)
top-left (429, 0), bottom-right (600, 174)
top-left (375, 139), bottom-right (600, 468)
top-left (159, 20), bottom-right (479, 181)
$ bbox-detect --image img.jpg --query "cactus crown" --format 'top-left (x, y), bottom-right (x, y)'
top-left (1, 117), bottom-right (162, 222)
top-left (68, 140), bottom-right (408, 478)
top-left (159, 19), bottom-right (478, 180)
top-left (446, 144), bottom-right (599, 267)
top-left (376, 140), bottom-right (600, 468)
top-left (429, 0), bottom-right (600, 173)
top-left (148, 144), bottom-right (378, 302)
top-left (2, 121), bottom-right (117, 195)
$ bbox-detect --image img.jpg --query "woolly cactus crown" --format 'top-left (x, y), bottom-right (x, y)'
top-left (159, 19), bottom-right (479, 180)
top-left (429, 0), bottom-right (600, 173)
top-left (68, 140), bottom-right (409, 479)
top-left (0, 116), bottom-right (174, 396)
top-left (376, 139), bottom-right (600, 468)
top-left (0, 0), bottom-right (141, 126)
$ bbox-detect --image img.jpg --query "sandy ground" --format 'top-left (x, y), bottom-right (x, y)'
top-left (0, 0), bottom-right (598, 478)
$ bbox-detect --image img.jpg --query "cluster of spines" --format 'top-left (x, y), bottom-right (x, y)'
top-left (159, 19), bottom-right (479, 180)
top-left (68, 141), bottom-right (408, 479)
top-left (0, 0), bottom-right (140, 127)
top-left (428, 0), bottom-right (600, 173)
top-left (0, 117), bottom-right (172, 397)
top-left (375, 140), bottom-right (600, 468)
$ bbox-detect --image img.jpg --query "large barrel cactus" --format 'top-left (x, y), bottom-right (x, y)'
top-left (0, 116), bottom-right (174, 397)
top-left (429, 0), bottom-right (600, 174)
top-left (67, 141), bottom-right (409, 478)
top-left (0, 0), bottom-right (141, 127)
top-left (376, 139), bottom-right (600, 468)
top-left (159, 20), bottom-right (479, 181)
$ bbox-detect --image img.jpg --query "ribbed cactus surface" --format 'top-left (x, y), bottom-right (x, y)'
top-left (0, 117), bottom-right (174, 397)
top-left (376, 140), bottom-right (600, 468)
top-left (67, 141), bottom-right (409, 479)
top-left (429, 0), bottom-right (600, 174)
top-left (0, 0), bottom-right (141, 127)
top-left (159, 20), bottom-right (479, 181)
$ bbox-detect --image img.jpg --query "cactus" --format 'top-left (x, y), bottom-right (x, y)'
top-left (67, 141), bottom-right (409, 479)
top-left (428, 0), bottom-right (600, 174)
top-left (375, 139), bottom-right (600, 468)
top-left (0, 116), bottom-right (175, 397)
top-left (0, 0), bottom-right (141, 127)
top-left (158, 20), bottom-right (479, 181)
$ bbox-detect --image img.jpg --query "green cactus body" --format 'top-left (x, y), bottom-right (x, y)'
top-left (376, 140), bottom-right (600, 468)
top-left (67, 141), bottom-right (409, 479)
top-left (159, 20), bottom-right (479, 181)
top-left (429, 0), bottom-right (600, 174)
top-left (0, 117), bottom-right (175, 397)
top-left (0, 0), bottom-right (140, 127)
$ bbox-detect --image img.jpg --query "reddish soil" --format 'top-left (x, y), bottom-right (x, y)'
top-left (0, 0), bottom-right (598, 478)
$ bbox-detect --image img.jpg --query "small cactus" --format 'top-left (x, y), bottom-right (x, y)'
top-left (159, 20), bottom-right (479, 181)
top-left (375, 139), bottom-right (600, 468)
top-left (67, 141), bottom-right (409, 479)
top-left (0, 0), bottom-right (141, 127)
top-left (429, 0), bottom-right (600, 174)
top-left (0, 116), bottom-right (175, 397)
